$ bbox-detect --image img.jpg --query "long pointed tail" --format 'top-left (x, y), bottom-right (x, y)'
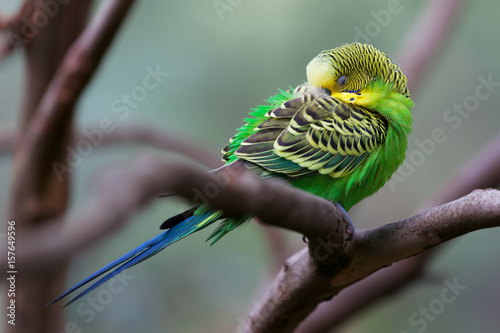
top-left (48, 209), bottom-right (222, 307)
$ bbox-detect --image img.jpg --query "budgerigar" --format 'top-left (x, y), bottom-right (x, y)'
top-left (50, 42), bottom-right (413, 306)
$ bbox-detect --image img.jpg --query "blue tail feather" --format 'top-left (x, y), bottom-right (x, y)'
top-left (49, 210), bottom-right (221, 307)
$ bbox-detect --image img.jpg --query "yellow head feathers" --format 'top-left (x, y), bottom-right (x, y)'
top-left (306, 43), bottom-right (410, 98)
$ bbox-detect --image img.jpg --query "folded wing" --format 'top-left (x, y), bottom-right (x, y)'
top-left (234, 90), bottom-right (388, 179)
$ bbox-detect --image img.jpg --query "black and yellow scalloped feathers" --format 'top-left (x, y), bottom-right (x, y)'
top-left (221, 89), bottom-right (294, 163)
top-left (317, 43), bottom-right (410, 99)
top-left (234, 90), bottom-right (388, 179)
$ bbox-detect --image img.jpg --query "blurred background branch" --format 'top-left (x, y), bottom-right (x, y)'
top-left (0, 124), bottom-right (221, 168)
top-left (396, 0), bottom-right (464, 93)
top-left (3, 0), bottom-right (135, 332)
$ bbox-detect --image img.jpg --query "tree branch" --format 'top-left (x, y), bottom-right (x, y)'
top-left (2, 154), bottom-right (499, 333)
top-left (0, 0), bottom-right (35, 60)
top-left (245, 189), bottom-right (500, 333)
top-left (10, 0), bottom-right (136, 222)
top-left (0, 1), bottom-right (35, 32)
top-left (83, 124), bottom-right (222, 168)
top-left (0, 127), bottom-right (14, 153)
top-left (0, 124), bottom-right (222, 168)
top-left (6, 155), bottom-right (349, 273)
top-left (295, 253), bottom-right (432, 333)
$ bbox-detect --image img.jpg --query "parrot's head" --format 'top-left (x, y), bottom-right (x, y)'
top-left (306, 43), bottom-right (411, 98)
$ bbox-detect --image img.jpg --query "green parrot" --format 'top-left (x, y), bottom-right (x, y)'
top-left (51, 42), bottom-right (413, 305)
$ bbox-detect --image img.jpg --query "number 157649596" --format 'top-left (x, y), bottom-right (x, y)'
top-left (7, 220), bottom-right (16, 271)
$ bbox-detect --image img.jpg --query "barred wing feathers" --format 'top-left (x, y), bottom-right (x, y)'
top-left (234, 92), bottom-right (388, 179)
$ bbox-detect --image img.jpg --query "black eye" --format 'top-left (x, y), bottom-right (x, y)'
top-left (322, 88), bottom-right (331, 95)
top-left (337, 75), bottom-right (347, 87)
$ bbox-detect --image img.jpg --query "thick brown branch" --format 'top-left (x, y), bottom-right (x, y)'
top-left (12, 154), bottom-right (499, 276)
top-left (5, 155), bottom-right (348, 273)
top-left (344, 190), bottom-right (500, 281)
top-left (246, 189), bottom-right (500, 333)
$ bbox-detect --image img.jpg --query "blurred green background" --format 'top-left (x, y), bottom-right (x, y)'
top-left (1, 0), bottom-right (500, 332)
